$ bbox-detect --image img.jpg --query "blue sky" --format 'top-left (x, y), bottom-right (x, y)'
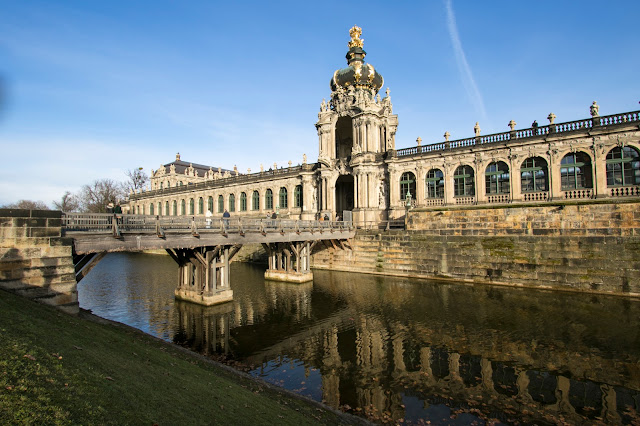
top-left (1, 0), bottom-right (639, 206)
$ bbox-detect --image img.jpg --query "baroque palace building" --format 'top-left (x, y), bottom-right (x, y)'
top-left (128, 26), bottom-right (640, 222)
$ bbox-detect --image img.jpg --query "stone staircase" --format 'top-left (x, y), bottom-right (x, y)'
top-left (0, 209), bottom-right (78, 313)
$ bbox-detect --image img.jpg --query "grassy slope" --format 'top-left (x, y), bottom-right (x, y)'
top-left (0, 289), bottom-right (353, 425)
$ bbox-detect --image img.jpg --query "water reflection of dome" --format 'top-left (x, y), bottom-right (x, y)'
top-left (330, 26), bottom-right (384, 93)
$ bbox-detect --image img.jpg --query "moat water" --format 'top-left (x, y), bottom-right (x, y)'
top-left (79, 252), bottom-right (640, 425)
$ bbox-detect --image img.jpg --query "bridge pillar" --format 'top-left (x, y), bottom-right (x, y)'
top-left (168, 244), bottom-right (241, 306)
top-left (263, 241), bottom-right (313, 283)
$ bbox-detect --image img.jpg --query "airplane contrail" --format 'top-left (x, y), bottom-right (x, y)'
top-left (445, 0), bottom-right (487, 123)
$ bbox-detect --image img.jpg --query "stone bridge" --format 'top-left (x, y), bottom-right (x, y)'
top-left (63, 213), bottom-right (355, 306)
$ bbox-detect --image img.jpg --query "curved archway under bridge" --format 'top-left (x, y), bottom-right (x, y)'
top-left (64, 213), bottom-right (355, 306)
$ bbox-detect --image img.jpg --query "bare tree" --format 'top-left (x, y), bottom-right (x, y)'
top-left (52, 191), bottom-right (80, 212)
top-left (124, 167), bottom-right (149, 194)
top-left (1, 200), bottom-right (50, 210)
top-left (77, 179), bottom-right (126, 213)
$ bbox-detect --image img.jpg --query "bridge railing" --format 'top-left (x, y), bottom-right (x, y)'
top-left (62, 213), bottom-right (355, 235)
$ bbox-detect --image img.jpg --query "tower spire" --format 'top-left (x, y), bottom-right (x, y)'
top-left (348, 26), bottom-right (364, 48)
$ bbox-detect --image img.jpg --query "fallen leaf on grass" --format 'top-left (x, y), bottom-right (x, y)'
top-left (73, 346), bottom-right (83, 350)
top-left (23, 354), bottom-right (36, 361)
top-left (105, 376), bottom-right (114, 381)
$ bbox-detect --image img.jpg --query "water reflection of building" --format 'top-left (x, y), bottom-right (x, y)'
top-left (172, 267), bottom-right (640, 424)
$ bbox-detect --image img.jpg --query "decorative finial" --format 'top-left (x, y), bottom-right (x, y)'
top-left (416, 137), bottom-right (422, 146)
top-left (444, 131), bottom-right (450, 141)
top-left (508, 120), bottom-right (517, 130)
top-left (547, 113), bottom-right (556, 124)
top-left (176, 152), bottom-right (180, 161)
top-left (590, 101), bottom-right (599, 117)
top-left (348, 26), bottom-right (363, 48)
top-left (474, 122), bottom-right (481, 136)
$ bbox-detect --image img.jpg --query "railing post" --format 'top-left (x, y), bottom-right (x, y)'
top-left (190, 216), bottom-right (199, 237)
top-left (112, 214), bottom-right (121, 238)
top-left (155, 215), bottom-right (165, 238)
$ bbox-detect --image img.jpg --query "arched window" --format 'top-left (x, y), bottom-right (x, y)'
top-left (606, 146), bottom-right (640, 187)
top-left (279, 187), bottom-right (288, 208)
top-left (172, 200), bottom-right (177, 216)
top-left (179, 181), bottom-right (183, 186)
top-left (454, 165), bottom-right (475, 197)
top-left (425, 169), bottom-right (444, 199)
top-left (252, 190), bottom-right (260, 211)
top-left (265, 189), bottom-right (273, 210)
top-left (208, 196), bottom-right (213, 213)
top-left (149, 203), bottom-right (154, 215)
top-left (217, 195), bottom-right (224, 213)
top-left (521, 157), bottom-right (548, 192)
top-left (189, 198), bottom-right (194, 215)
top-left (181, 199), bottom-right (186, 215)
top-left (240, 192), bottom-right (247, 211)
top-left (157, 202), bottom-right (161, 216)
top-left (160, 182), bottom-right (163, 190)
top-left (198, 197), bottom-right (204, 214)
top-left (294, 185), bottom-right (303, 207)
top-left (165, 201), bottom-right (169, 216)
top-left (485, 161), bottom-right (510, 195)
top-left (229, 193), bottom-right (236, 212)
top-left (136, 205), bottom-right (140, 215)
top-left (400, 172), bottom-right (416, 200)
top-left (560, 152), bottom-right (592, 190)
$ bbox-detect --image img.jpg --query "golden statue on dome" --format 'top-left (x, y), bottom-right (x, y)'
top-left (348, 26), bottom-right (364, 48)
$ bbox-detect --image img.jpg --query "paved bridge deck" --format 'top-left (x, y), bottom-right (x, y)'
top-left (62, 213), bottom-right (356, 255)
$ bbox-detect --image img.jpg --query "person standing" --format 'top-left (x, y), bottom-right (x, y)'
top-left (222, 209), bottom-right (230, 229)
top-left (205, 209), bottom-right (213, 228)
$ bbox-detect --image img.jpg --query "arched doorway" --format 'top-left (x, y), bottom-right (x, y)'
top-left (335, 174), bottom-right (354, 218)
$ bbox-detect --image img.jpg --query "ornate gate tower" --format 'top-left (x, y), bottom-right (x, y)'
top-left (315, 26), bottom-right (398, 224)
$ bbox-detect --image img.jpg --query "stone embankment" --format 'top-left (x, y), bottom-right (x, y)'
top-left (0, 209), bottom-right (78, 313)
top-left (311, 201), bottom-right (640, 296)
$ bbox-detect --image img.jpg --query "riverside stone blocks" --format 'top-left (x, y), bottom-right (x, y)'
top-left (0, 209), bottom-right (78, 314)
top-left (312, 203), bottom-right (640, 296)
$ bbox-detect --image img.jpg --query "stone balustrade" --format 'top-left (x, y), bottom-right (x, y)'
top-left (396, 110), bottom-right (640, 158)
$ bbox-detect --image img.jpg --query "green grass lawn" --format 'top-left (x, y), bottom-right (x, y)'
top-left (0, 289), bottom-right (357, 425)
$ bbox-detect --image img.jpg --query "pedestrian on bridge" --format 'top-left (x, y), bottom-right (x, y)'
top-left (223, 209), bottom-right (230, 229)
top-left (205, 209), bottom-right (212, 228)
top-left (114, 204), bottom-right (123, 224)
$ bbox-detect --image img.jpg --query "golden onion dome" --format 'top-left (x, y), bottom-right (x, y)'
top-left (330, 26), bottom-right (384, 93)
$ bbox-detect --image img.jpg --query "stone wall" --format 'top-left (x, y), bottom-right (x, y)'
top-left (311, 201), bottom-right (640, 297)
top-left (0, 209), bottom-right (78, 313)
